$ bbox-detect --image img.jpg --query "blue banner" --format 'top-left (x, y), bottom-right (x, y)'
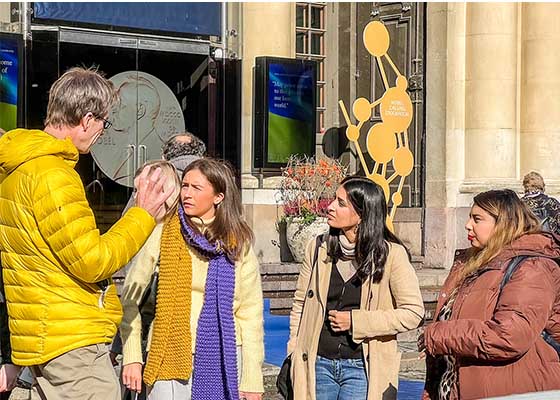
top-left (0, 36), bottom-right (19, 131)
top-left (33, 2), bottom-right (221, 37)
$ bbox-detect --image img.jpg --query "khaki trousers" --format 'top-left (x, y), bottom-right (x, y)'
top-left (30, 344), bottom-right (120, 400)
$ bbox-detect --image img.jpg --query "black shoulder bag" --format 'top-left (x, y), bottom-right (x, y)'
top-left (499, 255), bottom-right (560, 357)
top-left (276, 234), bottom-right (325, 400)
top-left (122, 267), bottom-right (159, 400)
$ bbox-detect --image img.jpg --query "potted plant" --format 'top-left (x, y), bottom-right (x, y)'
top-left (278, 155), bottom-right (347, 262)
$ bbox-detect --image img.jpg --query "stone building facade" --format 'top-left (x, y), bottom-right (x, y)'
top-left (2, 3), bottom-right (559, 270)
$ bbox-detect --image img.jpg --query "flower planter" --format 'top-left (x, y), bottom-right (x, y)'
top-left (286, 217), bottom-right (330, 263)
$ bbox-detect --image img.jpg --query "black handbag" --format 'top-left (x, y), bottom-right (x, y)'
top-left (276, 234), bottom-right (325, 399)
top-left (121, 269), bottom-right (159, 400)
top-left (276, 354), bottom-right (293, 400)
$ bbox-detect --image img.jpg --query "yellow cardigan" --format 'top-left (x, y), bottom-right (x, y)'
top-left (120, 219), bottom-right (265, 393)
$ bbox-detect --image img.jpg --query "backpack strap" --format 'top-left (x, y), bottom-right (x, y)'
top-left (500, 255), bottom-right (559, 291)
top-left (499, 255), bottom-right (529, 290)
top-left (499, 255), bottom-right (560, 357)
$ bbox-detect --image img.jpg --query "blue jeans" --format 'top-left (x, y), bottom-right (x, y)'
top-left (315, 355), bottom-right (368, 400)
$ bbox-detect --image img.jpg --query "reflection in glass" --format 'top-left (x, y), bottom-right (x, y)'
top-left (296, 5), bottom-right (307, 28)
top-left (310, 32), bottom-right (322, 55)
top-left (311, 6), bottom-right (322, 29)
top-left (296, 31), bottom-right (307, 54)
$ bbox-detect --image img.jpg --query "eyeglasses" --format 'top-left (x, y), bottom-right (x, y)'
top-left (94, 115), bottom-right (112, 130)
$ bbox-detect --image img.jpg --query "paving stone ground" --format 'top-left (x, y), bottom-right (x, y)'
top-left (7, 367), bottom-right (426, 400)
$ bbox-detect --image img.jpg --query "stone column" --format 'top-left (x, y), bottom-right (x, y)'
top-left (0, 4), bottom-right (9, 24)
top-left (462, 3), bottom-right (519, 191)
top-left (241, 2), bottom-right (294, 180)
top-left (239, 3), bottom-right (294, 264)
top-left (520, 3), bottom-right (560, 192)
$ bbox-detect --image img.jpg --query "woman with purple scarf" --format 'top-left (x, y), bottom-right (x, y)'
top-left (120, 158), bottom-right (264, 400)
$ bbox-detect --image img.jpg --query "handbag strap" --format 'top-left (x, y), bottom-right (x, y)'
top-left (295, 234), bottom-right (326, 337)
top-left (138, 258), bottom-right (160, 311)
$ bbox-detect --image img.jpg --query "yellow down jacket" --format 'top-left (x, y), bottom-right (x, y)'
top-left (0, 129), bottom-right (155, 366)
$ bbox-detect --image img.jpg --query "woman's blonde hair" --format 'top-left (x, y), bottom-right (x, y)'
top-left (135, 160), bottom-right (181, 220)
top-left (460, 189), bottom-right (541, 282)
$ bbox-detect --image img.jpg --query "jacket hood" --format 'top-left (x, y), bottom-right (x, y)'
top-left (482, 232), bottom-right (560, 270)
top-left (454, 232), bottom-right (560, 271)
top-left (0, 129), bottom-right (78, 182)
top-left (500, 232), bottom-right (560, 259)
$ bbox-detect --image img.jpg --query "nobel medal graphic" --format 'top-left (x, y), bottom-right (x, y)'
top-left (91, 71), bottom-right (185, 187)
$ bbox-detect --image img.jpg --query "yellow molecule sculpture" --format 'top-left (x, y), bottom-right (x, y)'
top-left (338, 21), bottom-right (414, 231)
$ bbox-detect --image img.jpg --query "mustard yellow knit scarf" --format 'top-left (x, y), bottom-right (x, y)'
top-left (143, 213), bottom-right (192, 386)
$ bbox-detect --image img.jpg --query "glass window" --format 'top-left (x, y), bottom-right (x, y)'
top-left (310, 32), bottom-right (323, 55)
top-left (311, 6), bottom-right (323, 29)
top-left (295, 3), bottom-right (326, 133)
top-left (296, 31), bottom-right (307, 54)
top-left (296, 5), bottom-right (307, 28)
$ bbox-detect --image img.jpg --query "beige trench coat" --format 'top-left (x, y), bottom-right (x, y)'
top-left (287, 237), bottom-right (424, 400)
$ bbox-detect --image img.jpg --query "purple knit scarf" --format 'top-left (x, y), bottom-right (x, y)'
top-left (178, 206), bottom-right (239, 400)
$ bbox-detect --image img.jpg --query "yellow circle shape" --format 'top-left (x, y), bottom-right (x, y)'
top-left (366, 123), bottom-right (397, 164)
top-left (346, 125), bottom-right (360, 141)
top-left (392, 192), bottom-right (403, 207)
top-left (370, 173), bottom-right (390, 203)
top-left (379, 87), bottom-right (413, 133)
top-left (353, 97), bottom-right (371, 122)
top-left (394, 147), bottom-right (414, 176)
top-left (363, 21), bottom-right (390, 57)
top-left (396, 75), bottom-right (408, 90)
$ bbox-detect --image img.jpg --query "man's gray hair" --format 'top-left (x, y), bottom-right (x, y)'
top-left (45, 66), bottom-right (118, 128)
top-left (161, 132), bottom-right (206, 160)
top-left (523, 171), bottom-right (545, 193)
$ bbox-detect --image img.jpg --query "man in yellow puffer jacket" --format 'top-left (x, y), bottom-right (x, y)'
top-left (0, 67), bottom-right (171, 400)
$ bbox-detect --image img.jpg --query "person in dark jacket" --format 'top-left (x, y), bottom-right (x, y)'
top-left (419, 189), bottom-right (560, 400)
top-left (521, 171), bottom-right (560, 234)
top-left (0, 263), bottom-right (21, 398)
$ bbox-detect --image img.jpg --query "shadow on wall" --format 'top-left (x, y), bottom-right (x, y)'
top-left (322, 126), bottom-right (349, 160)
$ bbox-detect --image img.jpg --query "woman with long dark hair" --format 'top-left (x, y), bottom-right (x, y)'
top-left (121, 158), bottom-right (264, 400)
top-left (420, 189), bottom-right (560, 399)
top-left (288, 176), bottom-right (424, 399)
